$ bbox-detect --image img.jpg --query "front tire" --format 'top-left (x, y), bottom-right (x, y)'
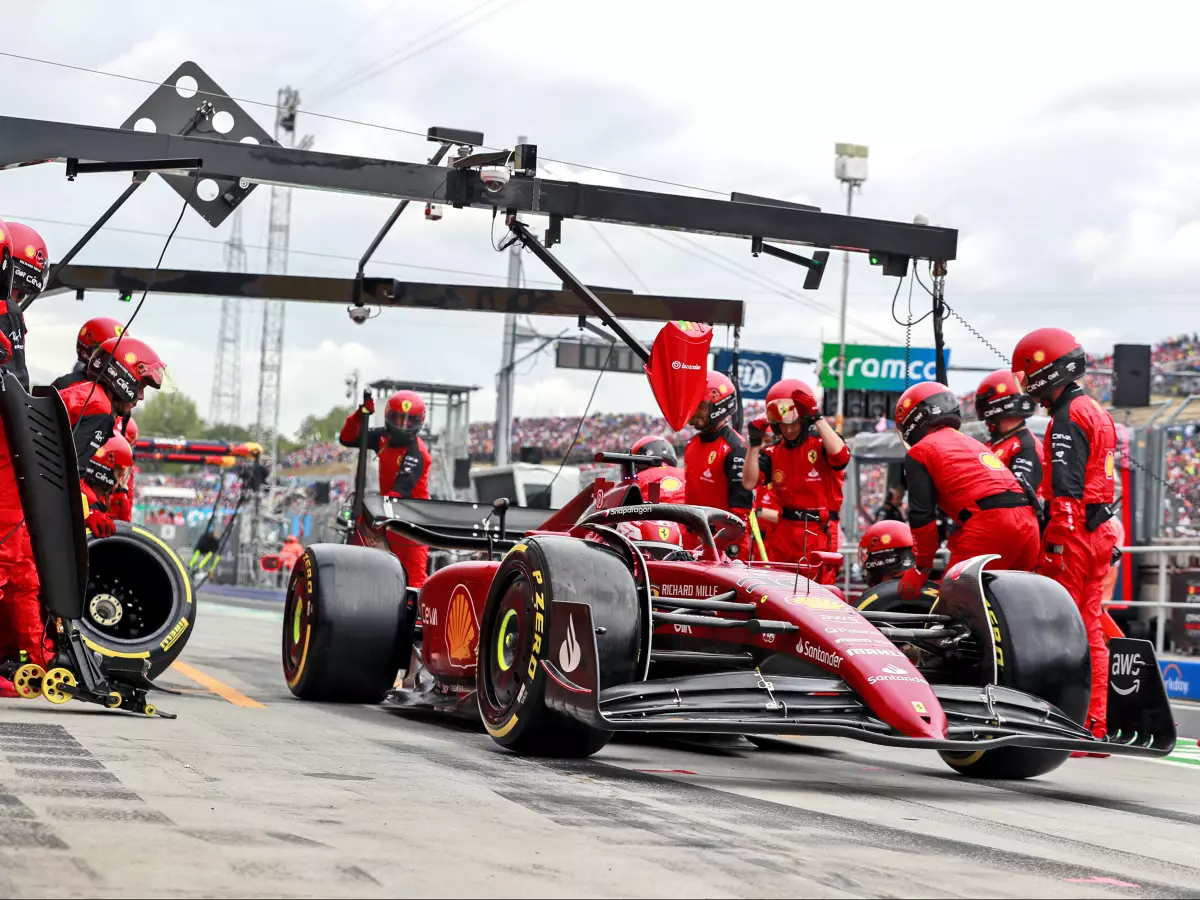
top-left (476, 536), bottom-right (640, 758)
top-left (940, 569), bottom-right (1090, 779)
top-left (283, 543), bottom-right (409, 703)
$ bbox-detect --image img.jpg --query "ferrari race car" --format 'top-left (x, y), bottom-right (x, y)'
top-left (282, 452), bottom-right (1176, 780)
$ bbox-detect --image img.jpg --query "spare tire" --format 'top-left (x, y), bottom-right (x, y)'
top-left (81, 522), bottom-right (196, 680)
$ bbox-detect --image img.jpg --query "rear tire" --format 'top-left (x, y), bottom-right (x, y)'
top-left (476, 536), bottom-right (640, 758)
top-left (82, 522), bottom-right (196, 680)
top-left (940, 570), bottom-right (1090, 780)
top-left (282, 544), bottom-right (409, 703)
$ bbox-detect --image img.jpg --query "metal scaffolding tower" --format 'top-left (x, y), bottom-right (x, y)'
top-left (244, 86), bottom-right (313, 583)
top-left (210, 209), bottom-right (246, 425)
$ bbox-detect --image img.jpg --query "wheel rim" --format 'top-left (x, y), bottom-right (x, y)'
top-left (13, 664), bottom-right (44, 700)
top-left (42, 668), bottom-right (76, 705)
top-left (496, 609), bottom-right (519, 673)
top-left (282, 568), bottom-right (312, 682)
top-left (484, 574), bottom-right (533, 713)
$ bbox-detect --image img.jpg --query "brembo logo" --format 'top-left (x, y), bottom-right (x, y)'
top-left (671, 360), bottom-right (701, 371)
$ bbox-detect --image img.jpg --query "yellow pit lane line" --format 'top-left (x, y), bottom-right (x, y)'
top-left (169, 660), bottom-right (266, 709)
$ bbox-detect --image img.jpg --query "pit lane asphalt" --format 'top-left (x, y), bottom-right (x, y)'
top-left (2, 592), bottom-right (1199, 899)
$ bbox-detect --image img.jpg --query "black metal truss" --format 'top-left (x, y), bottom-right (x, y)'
top-left (42, 265), bottom-right (746, 326)
top-left (0, 115), bottom-right (957, 261)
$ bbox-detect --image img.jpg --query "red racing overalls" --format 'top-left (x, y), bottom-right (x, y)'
top-left (0, 295), bottom-right (38, 676)
top-left (991, 425), bottom-right (1046, 503)
top-left (636, 464), bottom-right (686, 504)
top-left (755, 435), bottom-right (849, 582)
top-left (1042, 383), bottom-right (1119, 736)
top-left (340, 414), bottom-right (433, 588)
top-left (684, 425), bottom-right (753, 560)
top-left (904, 427), bottom-right (1040, 573)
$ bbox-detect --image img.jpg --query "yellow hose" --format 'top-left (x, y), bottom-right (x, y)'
top-left (748, 510), bottom-right (769, 562)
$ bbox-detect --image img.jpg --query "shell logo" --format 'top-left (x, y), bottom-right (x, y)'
top-left (23, 245), bottom-right (35, 259)
top-left (786, 594), bottom-right (845, 611)
top-left (807, 449), bottom-right (818, 464)
top-left (661, 476), bottom-right (682, 492)
top-left (1033, 350), bottom-right (1045, 363)
top-left (979, 452), bottom-right (1004, 470)
top-left (658, 525), bottom-right (672, 542)
top-left (446, 585), bottom-right (477, 667)
top-left (707, 450), bottom-right (717, 465)
top-left (401, 399), bottom-right (412, 413)
top-left (78, 326), bottom-right (87, 338)
top-left (902, 398), bottom-right (912, 408)
top-left (718, 383), bottom-right (730, 395)
top-left (124, 352), bottom-right (138, 365)
top-left (880, 534), bottom-right (892, 545)
top-left (995, 383), bottom-right (1007, 394)
top-left (1105, 450), bottom-right (1115, 478)
top-left (0, 230), bottom-right (5, 243)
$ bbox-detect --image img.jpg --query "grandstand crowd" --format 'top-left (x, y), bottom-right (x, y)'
top-left (140, 334), bottom-right (1200, 539)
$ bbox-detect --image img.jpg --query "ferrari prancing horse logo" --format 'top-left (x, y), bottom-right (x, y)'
top-left (401, 399), bottom-right (412, 413)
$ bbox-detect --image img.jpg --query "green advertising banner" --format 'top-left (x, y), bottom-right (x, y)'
top-left (819, 343), bottom-right (951, 392)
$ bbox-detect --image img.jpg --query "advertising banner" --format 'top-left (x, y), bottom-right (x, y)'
top-left (820, 343), bottom-right (951, 392)
top-left (713, 349), bottom-right (785, 400)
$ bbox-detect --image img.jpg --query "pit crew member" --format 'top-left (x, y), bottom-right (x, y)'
top-left (106, 417), bottom-right (138, 523)
top-left (339, 390), bottom-right (432, 588)
top-left (1012, 327), bottom-right (1119, 738)
top-left (0, 222), bottom-right (49, 390)
top-left (80, 433), bottom-right (134, 539)
top-left (0, 221), bottom-right (50, 685)
top-left (683, 371), bottom-right (753, 559)
top-left (631, 434), bottom-right (686, 503)
top-left (742, 379), bottom-right (848, 580)
top-left (894, 381), bottom-right (1040, 601)
top-left (975, 368), bottom-right (1044, 503)
top-left (51, 316), bottom-right (125, 391)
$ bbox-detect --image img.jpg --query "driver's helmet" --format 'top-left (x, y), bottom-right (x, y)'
top-left (689, 370), bottom-right (737, 432)
top-left (858, 520), bottom-right (915, 586)
top-left (5, 222), bottom-right (49, 304)
top-left (616, 519), bottom-right (683, 546)
top-left (385, 390), bottom-right (425, 439)
top-left (631, 434), bottom-right (677, 468)
top-left (84, 433), bottom-right (134, 496)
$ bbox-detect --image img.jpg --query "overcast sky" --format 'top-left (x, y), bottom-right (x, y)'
top-left (6, 0), bottom-right (1200, 435)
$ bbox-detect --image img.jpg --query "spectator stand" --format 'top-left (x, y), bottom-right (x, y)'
top-left (368, 379), bottom-right (478, 501)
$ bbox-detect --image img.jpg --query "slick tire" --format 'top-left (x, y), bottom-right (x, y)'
top-left (283, 543), bottom-right (408, 703)
top-left (855, 578), bottom-right (940, 617)
top-left (477, 536), bottom-right (640, 758)
top-left (940, 570), bottom-right (1090, 780)
top-left (81, 522), bottom-right (196, 681)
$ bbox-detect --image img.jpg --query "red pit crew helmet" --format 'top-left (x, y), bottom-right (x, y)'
top-left (5, 222), bottom-right (48, 303)
top-left (385, 390), bottom-right (426, 437)
top-left (974, 369), bottom-right (1035, 436)
top-left (1011, 327), bottom-right (1086, 401)
top-left (858, 520), bottom-right (916, 586)
top-left (89, 336), bottom-right (169, 405)
top-left (631, 434), bottom-right (677, 468)
top-left (765, 378), bottom-right (820, 441)
top-left (77, 316), bottom-right (125, 365)
top-left (689, 370), bottom-right (737, 432)
top-left (895, 381), bottom-right (961, 448)
top-left (0, 218), bottom-right (14, 300)
top-left (84, 432), bottom-right (134, 495)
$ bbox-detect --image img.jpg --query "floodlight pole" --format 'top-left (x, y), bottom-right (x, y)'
top-left (494, 136), bottom-right (525, 468)
top-left (833, 143), bottom-right (868, 433)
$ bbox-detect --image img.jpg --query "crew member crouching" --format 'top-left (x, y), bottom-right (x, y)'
top-left (631, 434), bottom-right (686, 503)
top-left (742, 378), bottom-right (848, 581)
top-left (894, 382), bottom-right (1040, 602)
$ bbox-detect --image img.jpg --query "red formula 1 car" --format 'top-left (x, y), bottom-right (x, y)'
top-left (282, 453), bottom-right (1176, 780)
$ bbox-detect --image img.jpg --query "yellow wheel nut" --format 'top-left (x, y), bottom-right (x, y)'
top-left (143, 704), bottom-right (157, 717)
